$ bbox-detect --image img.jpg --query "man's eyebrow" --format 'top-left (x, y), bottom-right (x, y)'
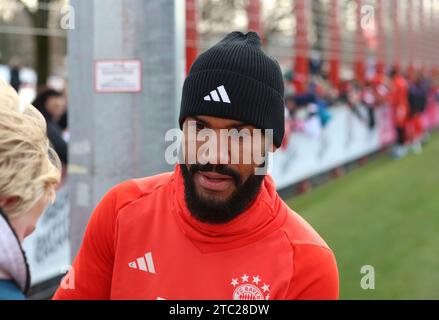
top-left (191, 116), bottom-right (247, 129)
top-left (226, 121), bottom-right (247, 129)
top-left (191, 116), bottom-right (209, 126)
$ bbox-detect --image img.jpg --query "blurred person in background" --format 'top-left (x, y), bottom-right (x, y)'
top-left (32, 89), bottom-right (68, 165)
top-left (345, 81), bottom-right (365, 121)
top-left (389, 67), bottom-right (410, 159)
top-left (408, 72), bottom-right (428, 154)
top-left (361, 81), bottom-right (377, 130)
top-left (8, 57), bottom-right (21, 93)
top-left (0, 79), bottom-right (61, 300)
top-left (57, 87), bottom-right (70, 143)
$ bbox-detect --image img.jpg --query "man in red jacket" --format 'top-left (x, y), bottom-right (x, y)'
top-left (389, 67), bottom-right (410, 158)
top-left (54, 31), bottom-right (339, 300)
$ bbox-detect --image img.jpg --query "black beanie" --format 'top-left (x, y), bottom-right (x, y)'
top-left (179, 31), bottom-right (285, 148)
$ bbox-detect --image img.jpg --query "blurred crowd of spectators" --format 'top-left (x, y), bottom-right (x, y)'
top-left (282, 64), bottom-right (439, 157)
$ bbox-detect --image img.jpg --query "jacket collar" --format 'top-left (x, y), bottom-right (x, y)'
top-left (0, 209), bottom-right (30, 294)
top-left (171, 165), bottom-right (287, 253)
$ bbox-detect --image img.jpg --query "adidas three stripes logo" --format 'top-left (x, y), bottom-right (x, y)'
top-left (204, 85), bottom-right (231, 104)
top-left (128, 252), bottom-right (156, 274)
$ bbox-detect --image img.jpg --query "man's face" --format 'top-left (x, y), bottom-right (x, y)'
top-left (180, 115), bottom-right (269, 224)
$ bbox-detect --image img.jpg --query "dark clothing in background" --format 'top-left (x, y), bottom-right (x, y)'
top-left (47, 121), bottom-right (68, 164)
top-left (408, 82), bottom-right (428, 116)
top-left (9, 67), bottom-right (21, 92)
top-left (396, 127), bottom-right (405, 145)
top-left (32, 90), bottom-right (68, 165)
top-left (58, 112), bottom-right (68, 131)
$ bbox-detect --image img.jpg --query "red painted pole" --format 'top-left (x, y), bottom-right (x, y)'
top-left (375, 0), bottom-right (385, 80)
top-left (419, 0), bottom-right (424, 72)
top-left (354, 0), bottom-right (365, 84)
top-left (294, 0), bottom-right (309, 89)
top-left (431, 0), bottom-right (438, 73)
top-left (407, 0), bottom-right (415, 80)
top-left (247, 0), bottom-right (263, 41)
top-left (328, 0), bottom-right (340, 89)
top-left (185, 0), bottom-right (199, 75)
top-left (430, 0), bottom-right (435, 73)
top-left (392, 0), bottom-right (401, 70)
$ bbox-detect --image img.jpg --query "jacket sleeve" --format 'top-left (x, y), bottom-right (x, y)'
top-left (284, 244), bottom-right (339, 300)
top-left (52, 181), bottom-right (140, 300)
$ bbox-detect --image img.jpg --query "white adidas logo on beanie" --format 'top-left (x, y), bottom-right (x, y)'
top-left (203, 85), bottom-right (231, 104)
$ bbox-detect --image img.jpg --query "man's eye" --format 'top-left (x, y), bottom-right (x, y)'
top-left (231, 130), bottom-right (242, 137)
top-left (195, 122), bottom-right (205, 131)
top-left (231, 128), bottom-right (251, 137)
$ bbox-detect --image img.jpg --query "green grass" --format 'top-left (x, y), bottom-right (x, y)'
top-left (286, 133), bottom-right (439, 299)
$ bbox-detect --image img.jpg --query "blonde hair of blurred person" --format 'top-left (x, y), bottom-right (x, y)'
top-left (0, 79), bottom-right (61, 300)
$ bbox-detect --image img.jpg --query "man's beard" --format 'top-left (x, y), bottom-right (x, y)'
top-left (180, 163), bottom-right (265, 224)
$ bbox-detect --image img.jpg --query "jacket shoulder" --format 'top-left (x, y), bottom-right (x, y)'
top-left (279, 206), bottom-right (339, 299)
top-left (280, 205), bottom-right (330, 250)
top-left (106, 171), bottom-right (174, 212)
top-left (130, 171), bottom-right (174, 197)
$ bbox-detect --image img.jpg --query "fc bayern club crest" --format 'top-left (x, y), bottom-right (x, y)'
top-left (230, 274), bottom-right (270, 300)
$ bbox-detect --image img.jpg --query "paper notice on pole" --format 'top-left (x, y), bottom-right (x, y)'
top-left (94, 59), bottom-right (142, 93)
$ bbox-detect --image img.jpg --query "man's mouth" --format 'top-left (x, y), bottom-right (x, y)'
top-left (195, 171), bottom-right (234, 192)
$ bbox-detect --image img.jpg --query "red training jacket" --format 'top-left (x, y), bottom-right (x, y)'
top-left (53, 165), bottom-right (339, 300)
